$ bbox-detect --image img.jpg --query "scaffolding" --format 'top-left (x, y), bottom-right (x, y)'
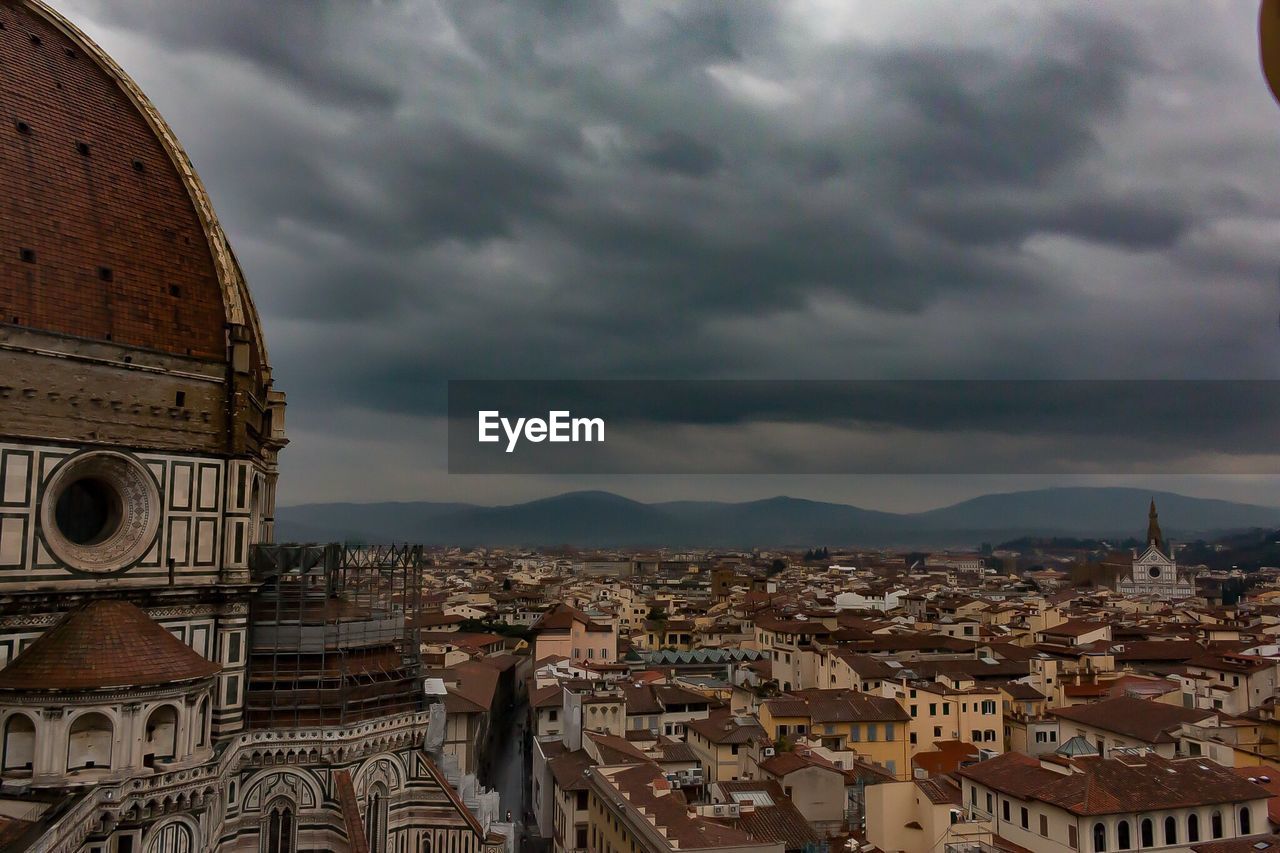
top-left (246, 543), bottom-right (426, 729)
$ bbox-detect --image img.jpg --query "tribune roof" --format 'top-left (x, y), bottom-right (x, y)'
top-left (0, 599), bottom-right (220, 691)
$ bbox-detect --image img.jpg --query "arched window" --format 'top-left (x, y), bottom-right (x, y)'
top-left (1164, 816), bottom-right (1177, 845)
top-left (2, 715), bottom-right (35, 776)
top-left (366, 783), bottom-right (388, 853)
top-left (262, 798), bottom-right (295, 853)
top-left (148, 821), bottom-right (194, 853)
top-left (1140, 819), bottom-right (1153, 848)
top-left (1118, 820), bottom-right (1131, 850)
top-left (67, 713), bottom-right (113, 771)
top-left (1241, 807), bottom-right (1252, 836)
top-left (144, 705), bottom-right (178, 766)
top-left (1211, 811), bottom-right (1223, 839)
top-left (1188, 814), bottom-right (1200, 843)
top-left (1094, 823), bottom-right (1107, 852)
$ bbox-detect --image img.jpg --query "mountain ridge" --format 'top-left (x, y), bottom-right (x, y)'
top-left (275, 487), bottom-right (1280, 549)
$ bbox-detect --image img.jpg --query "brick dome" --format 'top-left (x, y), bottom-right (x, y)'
top-left (0, 0), bottom-right (266, 368)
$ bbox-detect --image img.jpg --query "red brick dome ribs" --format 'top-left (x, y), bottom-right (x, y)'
top-left (0, 0), bottom-right (263, 366)
top-left (0, 0), bottom-right (282, 461)
top-left (0, 600), bottom-right (220, 691)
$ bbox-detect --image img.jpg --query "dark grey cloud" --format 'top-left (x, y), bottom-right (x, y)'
top-left (912, 192), bottom-right (1194, 249)
top-left (74, 0), bottom-right (405, 108)
top-left (59, 0), bottom-right (1280, 505)
top-left (866, 24), bottom-right (1137, 189)
top-left (639, 131), bottom-right (723, 177)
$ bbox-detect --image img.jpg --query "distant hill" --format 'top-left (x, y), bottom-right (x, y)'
top-left (1177, 528), bottom-right (1280, 572)
top-left (275, 487), bottom-right (1280, 549)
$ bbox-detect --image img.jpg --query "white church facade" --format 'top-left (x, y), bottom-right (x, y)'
top-left (1108, 501), bottom-right (1199, 600)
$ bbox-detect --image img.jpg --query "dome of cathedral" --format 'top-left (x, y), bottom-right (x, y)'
top-left (0, 0), bottom-right (285, 472)
top-left (0, 0), bottom-right (267, 375)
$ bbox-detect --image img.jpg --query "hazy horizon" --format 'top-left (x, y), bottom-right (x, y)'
top-left (277, 477), bottom-right (1280, 514)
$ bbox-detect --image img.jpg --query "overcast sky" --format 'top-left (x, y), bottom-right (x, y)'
top-left (62, 0), bottom-right (1280, 511)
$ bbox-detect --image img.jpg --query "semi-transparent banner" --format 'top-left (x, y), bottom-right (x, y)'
top-left (446, 380), bottom-right (1277, 474)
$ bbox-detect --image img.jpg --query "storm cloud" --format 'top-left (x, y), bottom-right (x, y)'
top-left (58, 0), bottom-right (1280, 506)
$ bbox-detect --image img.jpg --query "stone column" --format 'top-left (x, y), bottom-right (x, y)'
top-left (119, 702), bottom-right (142, 771)
top-left (36, 707), bottom-right (63, 780)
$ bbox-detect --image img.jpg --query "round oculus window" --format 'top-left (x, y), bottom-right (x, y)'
top-left (1148, 566), bottom-right (1161, 578)
top-left (41, 452), bottom-right (159, 573)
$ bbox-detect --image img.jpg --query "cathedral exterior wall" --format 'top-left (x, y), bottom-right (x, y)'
top-left (0, 331), bottom-right (230, 456)
top-left (17, 711), bottom-right (502, 853)
top-left (0, 440), bottom-right (274, 590)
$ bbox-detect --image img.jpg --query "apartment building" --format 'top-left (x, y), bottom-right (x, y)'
top-left (957, 751), bottom-right (1270, 853)
top-left (885, 676), bottom-right (1004, 756)
top-left (758, 689), bottom-right (911, 779)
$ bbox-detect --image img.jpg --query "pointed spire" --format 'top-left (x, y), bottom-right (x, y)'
top-left (1147, 498), bottom-right (1165, 551)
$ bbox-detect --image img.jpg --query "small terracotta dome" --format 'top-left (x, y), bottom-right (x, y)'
top-left (0, 599), bottom-right (221, 691)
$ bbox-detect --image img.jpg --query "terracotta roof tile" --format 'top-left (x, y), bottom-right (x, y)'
top-left (0, 600), bottom-right (220, 691)
top-left (1051, 696), bottom-right (1212, 744)
top-left (1191, 834), bottom-right (1280, 853)
top-left (713, 779), bottom-right (820, 846)
top-left (596, 764), bottom-right (759, 849)
top-left (958, 752), bottom-right (1269, 816)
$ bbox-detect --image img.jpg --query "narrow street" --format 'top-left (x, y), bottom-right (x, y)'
top-left (489, 692), bottom-right (537, 849)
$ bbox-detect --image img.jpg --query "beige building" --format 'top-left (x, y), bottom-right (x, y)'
top-left (884, 676), bottom-right (1004, 756)
top-left (545, 747), bottom-right (593, 853)
top-left (958, 750), bottom-right (1271, 853)
top-left (866, 777), bottom-right (992, 853)
top-left (815, 647), bottom-right (899, 693)
top-left (758, 689), bottom-right (911, 779)
top-left (685, 715), bottom-right (770, 784)
top-left (758, 750), bottom-right (854, 835)
top-left (1181, 653), bottom-right (1279, 715)
top-left (622, 683), bottom-right (717, 738)
top-left (753, 613), bottom-right (833, 692)
top-left (1037, 620), bottom-right (1114, 648)
top-left (1000, 682), bottom-right (1057, 755)
top-left (586, 763), bottom-right (783, 853)
top-left (533, 603), bottom-right (619, 664)
top-left (1051, 696), bottom-right (1215, 758)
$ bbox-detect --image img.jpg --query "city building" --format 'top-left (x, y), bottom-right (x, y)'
top-left (957, 750), bottom-right (1271, 853)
